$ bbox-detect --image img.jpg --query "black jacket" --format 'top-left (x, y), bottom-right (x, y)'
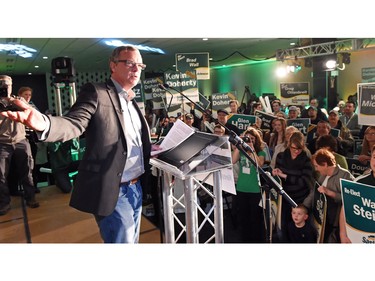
top-left (275, 149), bottom-right (314, 204)
top-left (45, 80), bottom-right (151, 216)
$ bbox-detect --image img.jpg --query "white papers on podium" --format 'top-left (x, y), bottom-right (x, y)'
top-left (151, 119), bottom-right (194, 157)
top-left (150, 122), bottom-right (232, 179)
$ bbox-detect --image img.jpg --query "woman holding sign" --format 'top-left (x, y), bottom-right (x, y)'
top-left (305, 149), bottom-right (354, 243)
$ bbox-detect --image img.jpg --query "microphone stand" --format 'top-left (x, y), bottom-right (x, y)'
top-left (155, 85), bottom-right (174, 143)
top-left (161, 83), bottom-right (297, 243)
top-left (153, 84), bottom-right (175, 242)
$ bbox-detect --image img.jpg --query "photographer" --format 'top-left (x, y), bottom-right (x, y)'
top-left (231, 127), bottom-right (266, 242)
top-left (8, 86), bottom-right (41, 195)
top-left (0, 75), bottom-right (39, 216)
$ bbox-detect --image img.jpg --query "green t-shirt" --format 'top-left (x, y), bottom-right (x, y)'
top-left (236, 150), bottom-right (266, 193)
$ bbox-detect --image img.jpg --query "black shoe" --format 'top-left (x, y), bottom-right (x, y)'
top-left (26, 199), bottom-right (40, 208)
top-left (0, 204), bottom-right (11, 215)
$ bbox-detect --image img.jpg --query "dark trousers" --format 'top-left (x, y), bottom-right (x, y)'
top-left (0, 139), bottom-right (35, 207)
top-left (235, 191), bottom-right (265, 243)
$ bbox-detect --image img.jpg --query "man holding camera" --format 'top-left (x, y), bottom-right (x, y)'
top-left (0, 75), bottom-right (39, 215)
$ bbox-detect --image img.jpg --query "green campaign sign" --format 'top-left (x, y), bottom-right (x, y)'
top-left (254, 110), bottom-right (276, 131)
top-left (133, 82), bottom-right (144, 103)
top-left (286, 118), bottom-right (310, 136)
top-left (280, 82), bottom-right (309, 106)
top-left (228, 114), bottom-right (256, 133)
top-left (211, 92), bottom-right (237, 112)
top-left (164, 70), bottom-right (199, 104)
top-left (358, 83), bottom-right (375, 126)
top-left (341, 179), bottom-right (375, 243)
top-left (143, 77), bottom-right (165, 100)
top-left (346, 158), bottom-right (370, 177)
top-left (312, 182), bottom-right (327, 243)
top-left (175, 53), bottom-right (210, 80)
top-left (358, 83), bottom-right (375, 115)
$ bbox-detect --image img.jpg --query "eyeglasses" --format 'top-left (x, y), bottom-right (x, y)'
top-left (290, 146), bottom-right (302, 151)
top-left (365, 132), bottom-right (375, 137)
top-left (114, 60), bottom-right (146, 70)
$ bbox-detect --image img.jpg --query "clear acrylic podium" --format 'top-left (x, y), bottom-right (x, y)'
top-left (150, 132), bottom-right (233, 243)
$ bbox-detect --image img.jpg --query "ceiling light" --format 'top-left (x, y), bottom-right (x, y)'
top-left (0, 43), bottom-right (37, 58)
top-left (104, 40), bottom-right (165, 54)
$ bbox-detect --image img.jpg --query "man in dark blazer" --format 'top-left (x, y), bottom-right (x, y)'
top-left (1, 45), bottom-right (152, 243)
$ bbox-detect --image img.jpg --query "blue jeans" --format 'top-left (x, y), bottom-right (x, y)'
top-left (95, 181), bottom-right (143, 243)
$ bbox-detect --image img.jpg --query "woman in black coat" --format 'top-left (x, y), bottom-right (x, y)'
top-left (272, 131), bottom-right (314, 242)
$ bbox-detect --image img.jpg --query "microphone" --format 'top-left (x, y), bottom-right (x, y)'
top-left (161, 81), bottom-right (296, 214)
top-left (229, 133), bottom-right (255, 154)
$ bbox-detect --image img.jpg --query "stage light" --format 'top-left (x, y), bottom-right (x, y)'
top-left (342, 53), bottom-right (351, 64)
top-left (325, 60), bottom-right (337, 69)
top-left (287, 65), bottom-right (295, 72)
top-left (324, 59), bottom-right (345, 71)
top-left (286, 63), bottom-right (301, 73)
top-left (276, 66), bottom-right (287, 77)
top-left (276, 63), bottom-right (301, 77)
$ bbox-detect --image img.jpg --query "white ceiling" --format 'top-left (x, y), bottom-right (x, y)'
top-left (0, 38), bottom-right (300, 76)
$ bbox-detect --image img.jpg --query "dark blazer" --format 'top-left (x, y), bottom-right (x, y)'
top-left (44, 80), bottom-right (151, 216)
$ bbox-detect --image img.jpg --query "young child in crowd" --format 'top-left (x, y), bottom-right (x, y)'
top-left (287, 204), bottom-right (318, 243)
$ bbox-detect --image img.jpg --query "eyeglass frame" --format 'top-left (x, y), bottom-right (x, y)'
top-left (290, 145), bottom-right (302, 151)
top-left (114, 59), bottom-right (146, 70)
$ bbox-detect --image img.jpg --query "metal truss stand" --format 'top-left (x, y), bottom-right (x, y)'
top-left (150, 129), bottom-right (232, 243)
top-left (155, 166), bottom-right (225, 244)
top-left (53, 82), bottom-right (77, 116)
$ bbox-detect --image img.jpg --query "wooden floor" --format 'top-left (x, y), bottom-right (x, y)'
top-left (0, 185), bottom-right (162, 243)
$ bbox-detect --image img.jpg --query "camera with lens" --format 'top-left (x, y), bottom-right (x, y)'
top-left (0, 80), bottom-right (22, 112)
top-left (242, 136), bottom-right (251, 143)
top-left (0, 79), bottom-right (9, 98)
top-left (0, 96), bottom-right (23, 112)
